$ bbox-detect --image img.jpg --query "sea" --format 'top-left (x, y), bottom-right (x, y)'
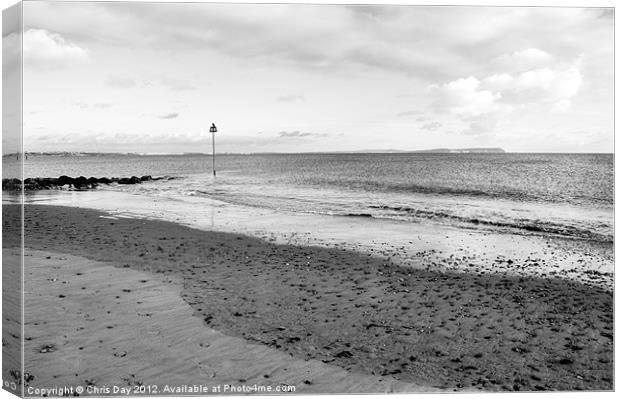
top-left (3, 153), bottom-right (614, 243)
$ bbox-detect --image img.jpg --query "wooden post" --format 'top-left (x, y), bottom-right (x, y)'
top-left (212, 131), bottom-right (216, 177)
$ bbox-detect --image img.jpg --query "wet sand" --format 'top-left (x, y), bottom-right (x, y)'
top-left (2, 204), bottom-right (614, 392)
top-left (16, 189), bottom-right (613, 290)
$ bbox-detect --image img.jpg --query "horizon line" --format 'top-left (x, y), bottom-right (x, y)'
top-left (2, 149), bottom-right (615, 156)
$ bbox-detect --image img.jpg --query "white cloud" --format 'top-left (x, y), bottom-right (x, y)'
top-left (429, 76), bottom-right (507, 119)
top-left (490, 48), bottom-right (553, 72)
top-left (23, 29), bottom-right (88, 69)
top-left (485, 62), bottom-right (583, 112)
top-left (430, 56), bottom-right (584, 136)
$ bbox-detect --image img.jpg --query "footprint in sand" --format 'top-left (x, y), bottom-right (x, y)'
top-left (37, 344), bottom-right (56, 353)
top-left (146, 328), bottom-right (161, 336)
top-left (194, 360), bottom-right (217, 378)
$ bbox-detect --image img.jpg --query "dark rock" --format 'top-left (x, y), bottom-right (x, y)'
top-left (2, 178), bottom-right (21, 191)
top-left (118, 176), bottom-right (141, 185)
top-left (2, 174), bottom-right (164, 191)
top-left (37, 178), bottom-right (58, 188)
top-left (23, 178), bottom-right (42, 190)
top-left (57, 175), bottom-right (74, 186)
top-left (73, 176), bottom-right (89, 189)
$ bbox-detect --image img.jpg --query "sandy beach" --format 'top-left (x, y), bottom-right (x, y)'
top-left (2, 203), bottom-right (613, 392)
top-left (5, 248), bottom-right (426, 395)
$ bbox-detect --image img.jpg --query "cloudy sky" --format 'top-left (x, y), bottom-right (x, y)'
top-left (3, 0), bottom-right (614, 153)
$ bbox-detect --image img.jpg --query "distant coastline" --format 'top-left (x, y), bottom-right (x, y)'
top-left (5, 148), bottom-right (617, 157)
top-left (5, 148), bottom-right (506, 157)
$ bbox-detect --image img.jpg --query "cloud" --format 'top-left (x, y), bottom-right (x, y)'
top-left (595, 8), bottom-right (614, 19)
top-left (429, 76), bottom-right (506, 119)
top-left (490, 48), bottom-right (553, 73)
top-left (277, 94), bottom-right (305, 102)
top-left (21, 3), bottom-right (613, 82)
top-left (483, 62), bottom-right (583, 112)
top-left (74, 102), bottom-right (112, 109)
top-left (23, 28), bottom-right (88, 69)
top-left (278, 131), bottom-right (329, 138)
top-left (18, 3), bottom-right (612, 153)
top-left (160, 77), bottom-right (195, 91)
top-left (429, 56), bottom-right (584, 136)
top-left (105, 75), bottom-right (136, 88)
top-left (158, 113), bottom-right (179, 119)
top-left (395, 110), bottom-right (420, 117)
top-left (420, 121), bottom-right (442, 131)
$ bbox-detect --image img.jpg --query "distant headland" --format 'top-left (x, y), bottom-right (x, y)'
top-left (411, 147), bottom-right (506, 153)
top-left (325, 148), bottom-right (507, 154)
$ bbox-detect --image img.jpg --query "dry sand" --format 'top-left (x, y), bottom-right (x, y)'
top-left (2, 204), bottom-right (614, 392)
top-left (4, 248), bottom-right (425, 395)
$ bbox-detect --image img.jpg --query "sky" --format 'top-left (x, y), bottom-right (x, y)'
top-left (2, 0), bottom-right (615, 153)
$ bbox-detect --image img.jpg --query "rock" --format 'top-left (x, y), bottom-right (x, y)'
top-left (57, 175), bottom-right (74, 186)
top-left (2, 178), bottom-right (21, 191)
top-left (118, 176), bottom-right (141, 185)
top-left (72, 176), bottom-right (90, 189)
top-left (23, 178), bottom-right (43, 190)
top-left (37, 178), bottom-right (58, 188)
top-left (2, 174), bottom-right (165, 191)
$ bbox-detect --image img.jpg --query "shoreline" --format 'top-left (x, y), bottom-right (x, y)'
top-left (7, 189), bottom-right (614, 290)
top-left (3, 204), bottom-right (614, 391)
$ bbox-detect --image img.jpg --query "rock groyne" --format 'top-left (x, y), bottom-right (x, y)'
top-left (2, 175), bottom-right (171, 191)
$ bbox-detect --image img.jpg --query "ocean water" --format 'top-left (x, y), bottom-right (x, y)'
top-left (5, 153), bottom-right (614, 242)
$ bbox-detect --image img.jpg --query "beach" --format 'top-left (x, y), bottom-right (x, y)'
top-left (8, 247), bottom-right (425, 395)
top-left (2, 202), bottom-right (613, 392)
top-left (2, 0), bottom-right (614, 393)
